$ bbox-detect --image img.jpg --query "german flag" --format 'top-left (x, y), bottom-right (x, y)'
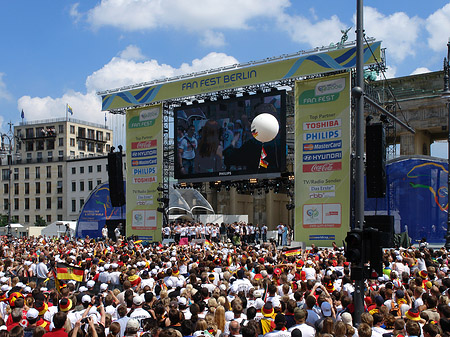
top-left (56, 263), bottom-right (84, 282)
top-left (283, 247), bottom-right (302, 257)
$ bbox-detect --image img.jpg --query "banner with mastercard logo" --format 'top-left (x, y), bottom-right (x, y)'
top-left (294, 73), bottom-right (351, 247)
top-left (126, 104), bottom-right (163, 242)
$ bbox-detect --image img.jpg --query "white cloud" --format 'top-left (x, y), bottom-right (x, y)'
top-left (411, 67), bottom-right (431, 76)
top-left (381, 65), bottom-right (397, 80)
top-left (86, 49), bottom-right (238, 93)
top-left (200, 30), bottom-right (226, 48)
top-left (277, 13), bottom-right (346, 47)
top-left (0, 73), bottom-right (12, 101)
top-left (363, 7), bottom-right (422, 62)
top-left (426, 3), bottom-right (450, 52)
top-left (119, 45), bottom-right (146, 61)
top-left (70, 3), bottom-right (83, 24)
top-left (17, 47), bottom-right (239, 125)
top-left (86, 0), bottom-right (289, 32)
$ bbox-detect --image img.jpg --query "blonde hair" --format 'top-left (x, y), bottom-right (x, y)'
top-left (214, 305), bottom-right (226, 332)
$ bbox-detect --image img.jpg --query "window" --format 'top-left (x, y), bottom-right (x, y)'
top-left (35, 167), bottom-right (40, 179)
top-left (57, 197), bottom-right (63, 209)
top-left (4, 199), bottom-right (8, 211)
top-left (46, 197), bottom-right (51, 209)
top-left (70, 138), bottom-right (75, 147)
top-left (37, 152), bottom-right (42, 163)
top-left (78, 127), bottom-right (86, 138)
top-left (88, 129), bottom-right (95, 139)
top-left (57, 214), bottom-right (62, 221)
top-left (47, 139), bottom-right (55, 150)
top-left (2, 169), bottom-right (9, 181)
top-left (47, 150), bottom-right (53, 160)
top-left (59, 125), bottom-right (64, 133)
top-left (3, 184), bottom-right (8, 194)
top-left (97, 179), bottom-right (102, 186)
top-left (88, 166), bottom-right (93, 173)
top-left (14, 198), bottom-right (19, 210)
top-left (46, 215), bottom-right (51, 223)
top-left (58, 138), bottom-right (64, 146)
top-left (80, 181), bottom-right (84, 192)
top-left (96, 143), bottom-right (104, 153)
top-left (106, 132), bottom-right (111, 140)
top-left (14, 183), bottom-right (19, 195)
top-left (97, 165), bottom-right (102, 172)
top-left (36, 198), bottom-right (40, 210)
top-left (96, 131), bottom-right (103, 141)
top-left (57, 181), bottom-right (63, 194)
top-left (37, 140), bottom-right (44, 151)
top-left (35, 182), bottom-right (40, 194)
top-left (71, 181), bottom-right (76, 192)
top-left (106, 145), bottom-right (111, 152)
top-left (78, 140), bottom-right (86, 151)
top-left (70, 151), bottom-right (75, 158)
top-left (46, 181), bottom-right (51, 193)
top-left (13, 168), bottom-right (18, 181)
top-left (88, 180), bottom-right (93, 191)
top-left (57, 165), bottom-right (63, 178)
top-left (72, 199), bottom-right (76, 212)
top-left (46, 166), bottom-right (51, 178)
top-left (26, 153), bottom-right (32, 163)
top-left (70, 125), bottom-right (75, 134)
top-left (87, 142), bottom-right (95, 152)
top-left (71, 167), bottom-right (76, 174)
top-left (26, 142), bottom-right (33, 152)
top-left (25, 215), bottom-right (29, 223)
top-left (25, 167), bottom-right (29, 179)
top-left (25, 198), bottom-right (29, 210)
top-left (79, 198), bottom-right (84, 209)
top-left (80, 167), bottom-right (84, 174)
top-left (25, 183), bottom-right (29, 195)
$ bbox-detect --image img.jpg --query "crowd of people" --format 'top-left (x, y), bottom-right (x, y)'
top-left (0, 231), bottom-right (447, 337)
top-left (162, 221), bottom-right (292, 247)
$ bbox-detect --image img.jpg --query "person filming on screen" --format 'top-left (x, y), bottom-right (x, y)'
top-left (178, 125), bottom-right (197, 175)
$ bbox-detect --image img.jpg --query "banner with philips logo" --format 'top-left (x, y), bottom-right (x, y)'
top-left (294, 73), bottom-right (351, 247)
top-left (126, 104), bottom-right (163, 242)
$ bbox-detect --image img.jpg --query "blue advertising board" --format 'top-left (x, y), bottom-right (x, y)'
top-left (76, 182), bottom-right (126, 239)
top-left (365, 156), bottom-right (448, 245)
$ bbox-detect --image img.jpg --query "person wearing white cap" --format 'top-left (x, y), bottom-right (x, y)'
top-left (98, 265), bottom-right (111, 284)
top-left (129, 295), bottom-right (150, 327)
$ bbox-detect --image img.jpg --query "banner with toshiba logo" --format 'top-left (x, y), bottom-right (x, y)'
top-left (126, 104), bottom-right (163, 242)
top-left (294, 73), bottom-right (350, 247)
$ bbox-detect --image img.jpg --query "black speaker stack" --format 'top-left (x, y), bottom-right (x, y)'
top-left (107, 151), bottom-right (126, 207)
top-left (366, 123), bottom-right (386, 198)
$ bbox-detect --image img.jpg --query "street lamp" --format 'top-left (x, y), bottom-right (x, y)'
top-left (442, 38), bottom-right (450, 249)
top-left (0, 122), bottom-right (19, 238)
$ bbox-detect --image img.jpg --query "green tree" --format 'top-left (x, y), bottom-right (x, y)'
top-left (34, 216), bottom-right (46, 227)
top-left (0, 214), bottom-right (8, 228)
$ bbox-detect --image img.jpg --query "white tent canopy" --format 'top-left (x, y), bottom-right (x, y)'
top-left (41, 221), bottom-right (77, 238)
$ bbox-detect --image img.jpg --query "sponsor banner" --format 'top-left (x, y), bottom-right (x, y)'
top-left (295, 73), bottom-right (350, 246)
top-left (102, 42), bottom-right (381, 110)
top-left (126, 105), bottom-right (163, 241)
top-left (303, 140), bottom-right (342, 152)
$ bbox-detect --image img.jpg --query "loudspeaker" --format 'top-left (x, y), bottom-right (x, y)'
top-left (108, 152), bottom-right (125, 207)
top-left (365, 215), bottom-right (394, 248)
top-left (366, 123), bottom-right (386, 198)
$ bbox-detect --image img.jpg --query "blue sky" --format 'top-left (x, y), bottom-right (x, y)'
top-left (1, 0), bottom-right (450, 155)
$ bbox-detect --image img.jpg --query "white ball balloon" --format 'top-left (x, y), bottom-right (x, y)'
top-left (251, 113), bottom-right (279, 143)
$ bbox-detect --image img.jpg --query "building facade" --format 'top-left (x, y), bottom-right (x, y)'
top-left (0, 117), bottom-right (113, 227)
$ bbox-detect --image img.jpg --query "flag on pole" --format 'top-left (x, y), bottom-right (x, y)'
top-left (67, 105), bottom-right (73, 115)
top-left (259, 146), bottom-right (268, 168)
top-left (20, 110), bottom-right (24, 119)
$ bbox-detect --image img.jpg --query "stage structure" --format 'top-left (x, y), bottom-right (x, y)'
top-left (99, 39), bottom-right (382, 243)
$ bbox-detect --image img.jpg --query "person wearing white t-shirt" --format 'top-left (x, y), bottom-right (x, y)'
top-left (288, 308), bottom-right (316, 337)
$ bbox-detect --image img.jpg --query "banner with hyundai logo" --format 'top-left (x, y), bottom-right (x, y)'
top-left (294, 73), bottom-right (351, 247)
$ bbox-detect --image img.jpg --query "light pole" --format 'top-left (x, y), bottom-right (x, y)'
top-left (0, 122), bottom-right (17, 238)
top-left (442, 38), bottom-right (450, 249)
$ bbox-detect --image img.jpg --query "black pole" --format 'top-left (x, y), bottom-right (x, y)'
top-left (352, 0), bottom-right (365, 324)
top-left (443, 39), bottom-right (450, 249)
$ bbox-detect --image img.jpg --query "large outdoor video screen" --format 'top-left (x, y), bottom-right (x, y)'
top-left (174, 90), bottom-right (286, 182)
